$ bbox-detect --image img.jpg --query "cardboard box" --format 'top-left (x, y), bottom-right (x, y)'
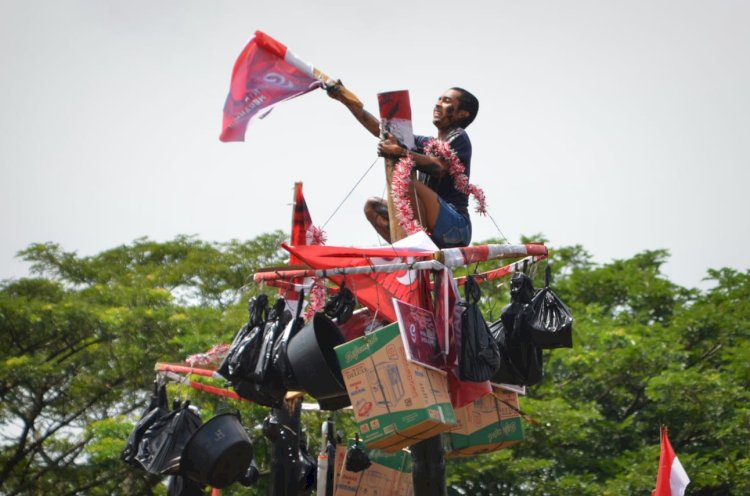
top-left (444, 386), bottom-right (524, 457)
top-left (332, 443), bottom-right (349, 493)
top-left (335, 323), bottom-right (456, 453)
top-left (334, 443), bottom-right (412, 496)
top-left (395, 455), bottom-right (414, 496)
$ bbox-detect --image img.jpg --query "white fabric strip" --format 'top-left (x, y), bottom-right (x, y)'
top-left (670, 457), bottom-right (690, 496)
top-left (284, 49), bottom-right (316, 78)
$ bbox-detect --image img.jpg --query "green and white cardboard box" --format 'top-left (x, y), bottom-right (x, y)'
top-left (444, 386), bottom-right (525, 457)
top-left (335, 323), bottom-right (456, 452)
top-left (335, 442), bottom-right (413, 496)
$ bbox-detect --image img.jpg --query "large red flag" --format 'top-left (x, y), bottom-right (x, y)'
top-left (282, 243), bottom-right (434, 323)
top-left (220, 31), bottom-right (321, 142)
top-left (653, 426), bottom-right (690, 496)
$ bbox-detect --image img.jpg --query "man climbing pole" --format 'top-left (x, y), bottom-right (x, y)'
top-left (327, 83), bottom-right (480, 248)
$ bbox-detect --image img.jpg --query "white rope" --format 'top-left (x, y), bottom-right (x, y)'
top-left (322, 157), bottom-right (379, 229)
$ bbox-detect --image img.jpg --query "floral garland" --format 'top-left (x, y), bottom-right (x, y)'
top-left (185, 343), bottom-right (230, 368)
top-left (392, 138), bottom-right (487, 234)
top-left (391, 156), bottom-right (426, 235)
top-left (303, 225), bottom-right (328, 321)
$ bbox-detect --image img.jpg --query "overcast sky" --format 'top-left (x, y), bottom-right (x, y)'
top-left (1, 0), bottom-right (748, 289)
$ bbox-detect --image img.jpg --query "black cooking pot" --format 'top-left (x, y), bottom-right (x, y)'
top-left (180, 413), bottom-right (253, 489)
top-left (287, 313), bottom-right (351, 410)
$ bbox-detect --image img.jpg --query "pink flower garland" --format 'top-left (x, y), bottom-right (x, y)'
top-left (185, 343), bottom-right (230, 368)
top-left (303, 224), bottom-right (328, 321)
top-left (392, 138), bottom-right (488, 234)
top-left (423, 139), bottom-right (488, 215)
top-left (392, 155), bottom-right (426, 235)
top-left (307, 225), bottom-right (327, 246)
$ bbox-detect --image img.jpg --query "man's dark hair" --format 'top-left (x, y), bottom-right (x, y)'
top-left (450, 87), bottom-right (479, 128)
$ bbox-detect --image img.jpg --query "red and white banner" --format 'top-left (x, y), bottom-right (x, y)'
top-left (653, 426), bottom-right (690, 496)
top-left (220, 31), bottom-right (321, 142)
top-left (378, 90), bottom-right (415, 149)
top-left (393, 298), bottom-right (443, 371)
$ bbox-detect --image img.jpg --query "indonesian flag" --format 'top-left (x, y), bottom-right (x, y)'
top-left (220, 31), bottom-right (321, 142)
top-left (377, 90), bottom-right (415, 150)
top-left (653, 426), bottom-right (690, 496)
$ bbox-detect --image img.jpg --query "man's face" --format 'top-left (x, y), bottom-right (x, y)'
top-left (432, 89), bottom-right (469, 129)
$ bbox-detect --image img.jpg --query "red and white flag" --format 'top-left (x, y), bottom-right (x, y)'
top-left (377, 90), bottom-right (415, 150)
top-left (220, 31), bottom-right (321, 142)
top-left (653, 426), bottom-right (690, 496)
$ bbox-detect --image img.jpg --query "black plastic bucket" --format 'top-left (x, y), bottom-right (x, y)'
top-left (180, 413), bottom-right (253, 489)
top-left (287, 313), bottom-right (351, 410)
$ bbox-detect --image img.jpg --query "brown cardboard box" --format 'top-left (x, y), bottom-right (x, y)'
top-left (395, 455), bottom-right (414, 496)
top-left (332, 443), bottom-right (349, 492)
top-left (444, 385), bottom-right (524, 457)
top-left (334, 444), bottom-right (412, 496)
top-left (335, 323), bottom-right (456, 453)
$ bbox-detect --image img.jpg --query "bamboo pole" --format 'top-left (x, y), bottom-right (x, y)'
top-left (378, 88), bottom-right (445, 494)
top-left (384, 156), bottom-right (407, 242)
top-left (253, 244), bottom-right (548, 282)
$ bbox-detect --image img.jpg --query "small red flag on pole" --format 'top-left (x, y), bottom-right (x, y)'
top-left (652, 426), bottom-right (690, 496)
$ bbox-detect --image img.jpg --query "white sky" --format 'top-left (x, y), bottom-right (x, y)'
top-left (1, 0), bottom-right (749, 289)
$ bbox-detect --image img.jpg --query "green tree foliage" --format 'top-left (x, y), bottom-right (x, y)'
top-left (447, 245), bottom-right (750, 495)
top-left (2, 235), bottom-right (748, 495)
top-left (0, 234), bottom-right (286, 495)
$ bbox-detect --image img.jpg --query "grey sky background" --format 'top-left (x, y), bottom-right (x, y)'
top-left (1, 0), bottom-right (748, 289)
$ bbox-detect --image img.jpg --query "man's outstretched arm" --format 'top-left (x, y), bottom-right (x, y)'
top-left (327, 80), bottom-right (380, 138)
top-left (378, 135), bottom-right (449, 178)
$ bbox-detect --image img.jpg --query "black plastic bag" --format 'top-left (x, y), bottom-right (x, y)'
top-left (490, 307), bottom-right (543, 386)
top-left (458, 276), bottom-right (501, 382)
top-left (489, 272), bottom-right (544, 386)
top-left (232, 379), bottom-right (280, 408)
top-left (272, 291), bottom-right (305, 390)
top-left (253, 298), bottom-right (289, 383)
top-left (217, 295), bottom-right (269, 380)
top-left (344, 434), bottom-right (371, 473)
top-left (247, 298), bottom-right (290, 405)
top-left (121, 380), bottom-right (169, 467)
top-left (510, 272), bottom-right (535, 305)
top-left (135, 400), bottom-right (203, 475)
top-left (323, 283), bottom-right (355, 324)
top-left (489, 319), bottom-right (515, 384)
top-left (298, 431), bottom-right (317, 490)
top-left (525, 266), bottom-right (574, 349)
top-left (221, 296), bottom-right (291, 407)
top-left (238, 460), bottom-right (261, 487)
top-left (221, 323), bottom-right (262, 380)
top-left (498, 272), bottom-right (536, 333)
